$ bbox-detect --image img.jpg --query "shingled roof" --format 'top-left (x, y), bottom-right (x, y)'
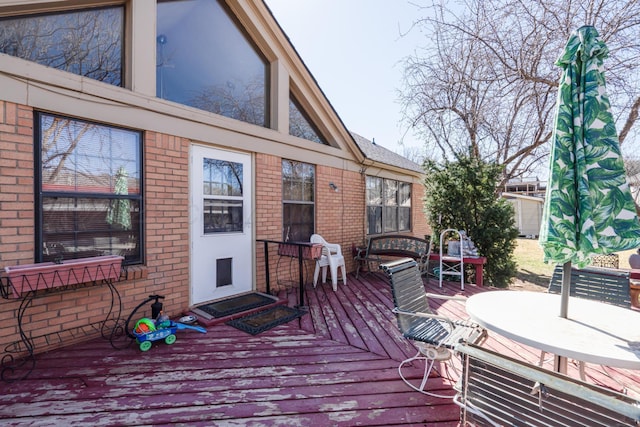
top-left (350, 132), bottom-right (423, 174)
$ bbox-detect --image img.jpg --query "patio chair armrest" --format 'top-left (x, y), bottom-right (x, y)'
top-left (354, 246), bottom-right (367, 260)
top-left (424, 292), bottom-right (467, 302)
top-left (325, 242), bottom-right (342, 256)
top-left (392, 307), bottom-right (455, 330)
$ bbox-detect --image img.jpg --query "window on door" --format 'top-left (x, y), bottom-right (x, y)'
top-left (282, 160), bottom-right (315, 242)
top-left (35, 113), bottom-right (142, 264)
top-left (366, 176), bottom-right (411, 235)
top-left (203, 159), bottom-right (244, 233)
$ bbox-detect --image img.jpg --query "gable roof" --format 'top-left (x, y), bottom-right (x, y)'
top-left (260, 2), bottom-right (423, 176)
top-left (351, 132), bottom-right (423, 173)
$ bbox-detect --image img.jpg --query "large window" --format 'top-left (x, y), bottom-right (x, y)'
top-left (366, 176), bottom-right (411, 235)
top-left (36, 113), bottom-right (143, 265)
top-left (157, 0), bottom-right (269, 127)
top-left (0, 6), bottom-right (124, 86)
top-left (289, 93), bottom-right (328, 145)
top-left (282, 160), bottom-right (315, 242)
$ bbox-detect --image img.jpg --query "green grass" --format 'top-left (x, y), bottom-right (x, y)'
top-left (514, 238), bottom-right (636, 287)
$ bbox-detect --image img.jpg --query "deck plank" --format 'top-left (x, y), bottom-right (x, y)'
top-left (1, 272), bottom-right (638, 426)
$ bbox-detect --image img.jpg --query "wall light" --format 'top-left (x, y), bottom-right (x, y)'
top-left (329, 182), bottom-right (339, 192)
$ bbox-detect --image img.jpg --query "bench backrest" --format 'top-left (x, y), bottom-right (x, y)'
top-left (548, 264), bottom-right (631, 308)
top-left (367, 235), bottom-right (430, 259)
top-left (456, 343), bottom-right (640, 426)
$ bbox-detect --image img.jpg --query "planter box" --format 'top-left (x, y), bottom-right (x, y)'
top-left (3, 255), bottom-right (124, 298)
top-left (278, 243), bottom-right (322, 260)
top-left (631, 280), bottom-right (640, 309)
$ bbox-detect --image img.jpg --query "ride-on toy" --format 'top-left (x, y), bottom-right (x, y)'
top-left (133, 317), bottom-right (206, 351)
top-left (127, 295), bottom-right (207, 352)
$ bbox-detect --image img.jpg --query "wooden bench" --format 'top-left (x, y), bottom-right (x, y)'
top-left (456, 343), bottom-right (640, 426)
top-left (548, 264), bottom-right (631, 308)
top-left (354, 235), bottom-right (431, 278)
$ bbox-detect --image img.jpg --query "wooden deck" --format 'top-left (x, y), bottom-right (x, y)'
top-left (2, 272), bottom-right (639, 426)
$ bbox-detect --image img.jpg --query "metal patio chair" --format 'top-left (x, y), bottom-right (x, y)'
top-left (379, 258), bottom-right (486, 398)
top-left (542, 264), bottom-right (631, 380)
top-left (456, 343), bottom-right (640, 426)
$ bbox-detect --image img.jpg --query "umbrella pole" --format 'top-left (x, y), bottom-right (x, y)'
top-left (559, 261), bottom-right (570, 318)
top-left (554, 261), bottom-right (571, 374)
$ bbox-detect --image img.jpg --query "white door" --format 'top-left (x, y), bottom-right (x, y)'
top-left (190, 145), bottom-right (253, 305)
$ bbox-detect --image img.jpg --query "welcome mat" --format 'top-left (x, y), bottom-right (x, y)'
top-left (226, 306), bottom-right (306, 335)
top-left (195, 292), bottom-right (277, 318)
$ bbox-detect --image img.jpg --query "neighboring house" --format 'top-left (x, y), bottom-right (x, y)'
top-left (501, 178), bottom-right (546, 198)
top-left (502, 192), bottom-right (544, 237)
top-left (0, 0), bottom-right (428, 355)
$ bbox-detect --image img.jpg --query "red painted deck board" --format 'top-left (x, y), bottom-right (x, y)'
top-left (1, 272), bottom-right (638, 426)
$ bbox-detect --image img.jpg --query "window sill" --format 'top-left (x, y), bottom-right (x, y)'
top-left (121, 265), bottom-right (148, 281)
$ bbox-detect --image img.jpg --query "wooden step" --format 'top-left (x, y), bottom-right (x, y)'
top-left (185, 294), bottom-right (288, 327)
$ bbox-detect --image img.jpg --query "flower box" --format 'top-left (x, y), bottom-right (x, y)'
top-left (3, 255), bottom-right (124, 298)
top-left (631, 280), bottom-right (640, 309)
top-left (278, 243), bottom-right (323, 260)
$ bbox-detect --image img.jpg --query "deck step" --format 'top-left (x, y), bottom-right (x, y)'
top-left (186, 297), bottom-right (288, 327)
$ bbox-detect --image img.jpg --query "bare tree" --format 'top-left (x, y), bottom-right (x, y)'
top-left (190, 77), bottom-right (267, 127)
top-left (400, 0), bottom-right (640, 184)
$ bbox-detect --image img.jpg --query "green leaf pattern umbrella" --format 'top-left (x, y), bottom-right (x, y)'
top-left (539, 26), bottom-right (640, 269)
top-left (106, 166), bottom-right (132, 230)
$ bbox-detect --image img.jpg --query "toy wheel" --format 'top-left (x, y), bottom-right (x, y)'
top-left (165, 334), bottom-right (177, 345)
top-left (139, 341), bottom-right (152, 352)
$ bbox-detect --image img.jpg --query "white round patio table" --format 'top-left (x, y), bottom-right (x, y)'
top-left (465, 290), bottom-right (640, 370)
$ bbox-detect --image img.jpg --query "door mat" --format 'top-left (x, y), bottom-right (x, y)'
top-left (195, 292), bottom-right (277, 318)
top-left (226, 306), bottom-right (306, 335)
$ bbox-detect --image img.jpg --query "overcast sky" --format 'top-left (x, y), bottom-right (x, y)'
top-left (265, 0), bottom-right (428, 155)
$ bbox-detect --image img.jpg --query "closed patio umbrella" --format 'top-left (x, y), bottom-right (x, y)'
top-left (539, 26), bottom-right (640, 319)
top-left (106, 166), bottom-right (131, 230)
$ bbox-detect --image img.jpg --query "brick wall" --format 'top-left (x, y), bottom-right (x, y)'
top-left (0, 101), bottom-right (427, 356)
top-left (315, 165), bottom-right (365, 272)
top-left (0, 102), bottom-right (37, 352)
top-left (0, 104), bottom-right (191, 357)
top-left (254, 153), bottom-right (283, 292)
top-left (0, 102), bottom-right (34, 265)
top-left (412, 182), bottom-right (431, 239)
top-left (128, 131), bottom-right (190, 318)
top-left (254, 157), bottom-right (367, 294)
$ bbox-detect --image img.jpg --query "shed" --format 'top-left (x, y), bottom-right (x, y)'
top-left (502, 192), bottom-right (544, 237)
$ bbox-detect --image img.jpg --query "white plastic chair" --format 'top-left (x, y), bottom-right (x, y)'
top-left (310, 234), bottom-right (346, 291)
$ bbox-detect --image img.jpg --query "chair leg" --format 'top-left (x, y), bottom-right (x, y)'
top-left (313, 262), bottom-right (320, 287)
top-left (341, 263), bottom-right (347, 285)
top-left (538, 351), bottom-right (546, 367)
top-left (542, 350), bottom-right (586, 381)
top-left (398, 347), bottom-right (453, 399)
top-left (399, 351), bottom-right (436, 393)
